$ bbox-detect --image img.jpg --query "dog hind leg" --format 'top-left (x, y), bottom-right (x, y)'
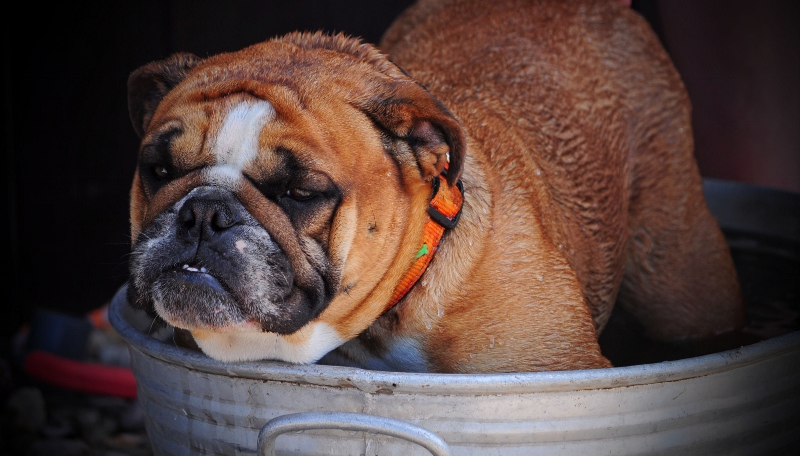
top-left (617, 115), bottom-right (746, 344)
top-left (608, 8), bottom-right (747, 345)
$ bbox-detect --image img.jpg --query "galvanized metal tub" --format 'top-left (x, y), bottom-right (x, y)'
top-left (109, 179), bottom-right (800, 455)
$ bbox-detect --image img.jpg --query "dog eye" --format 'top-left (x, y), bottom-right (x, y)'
top-left (285, 188), bottom-right (315, 201)
top-left (153, 165), bottom-right (169, 180)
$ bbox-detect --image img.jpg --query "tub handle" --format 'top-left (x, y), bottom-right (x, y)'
top-left (257, 411), bottom-right (452, 456)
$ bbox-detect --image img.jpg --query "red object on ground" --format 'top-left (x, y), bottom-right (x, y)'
top-left (87, 303), bottom-right (111, 330)
top-left (23, 350), bottom-right (137, 399)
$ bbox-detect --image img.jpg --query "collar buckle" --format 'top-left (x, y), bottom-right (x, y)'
top-left (426, 176), bottom-right (464, 230)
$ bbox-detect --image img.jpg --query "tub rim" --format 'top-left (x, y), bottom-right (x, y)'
top-left (109, 283), bottom-right (800, 395)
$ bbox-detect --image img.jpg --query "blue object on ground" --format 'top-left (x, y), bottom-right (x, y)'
top-left (25, 309), bottom-right (92, 361)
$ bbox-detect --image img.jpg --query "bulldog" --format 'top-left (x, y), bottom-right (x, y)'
top-left (125, 0), bottom-right (745, 373)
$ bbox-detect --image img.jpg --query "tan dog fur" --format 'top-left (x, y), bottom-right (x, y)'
top-left (126, 0), bottom-right (745, 373)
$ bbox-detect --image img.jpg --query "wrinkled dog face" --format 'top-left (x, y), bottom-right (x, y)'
top-left (125, 33), bottom-right (465, 364)
top-left (127, 94), bottom-right (346, 363)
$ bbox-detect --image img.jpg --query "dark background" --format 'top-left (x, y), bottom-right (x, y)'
top-left (2, 0), bottom-right (798, 354)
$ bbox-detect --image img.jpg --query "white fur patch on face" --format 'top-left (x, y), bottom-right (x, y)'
top-left (205, 99), bottom-right (275, 190)
top-left (190, 322), bottom-right (346, 364)
top-left (212, 99), bottom-right (275, 168)
top-left (204, 164), bottom-right (245, 191)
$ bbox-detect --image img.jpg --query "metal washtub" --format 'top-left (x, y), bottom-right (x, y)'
top-left (109, 179), bottom-right (800, 455)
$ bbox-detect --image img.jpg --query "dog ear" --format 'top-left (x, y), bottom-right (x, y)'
top-left (356, 80), bottom-right (466, 185)
top-left (127, 53), bottom-right (201, 138)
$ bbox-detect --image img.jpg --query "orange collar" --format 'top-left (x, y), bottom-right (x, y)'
top-left (384, 173), bottom-right (464, 312)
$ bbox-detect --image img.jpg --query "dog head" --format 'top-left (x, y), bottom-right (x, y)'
top-left (125, 32), bottom-right (465, 363)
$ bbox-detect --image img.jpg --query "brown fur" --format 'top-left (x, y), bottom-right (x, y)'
top-left (335, 0), bottom-right (746, 372)
top-left (126, 0), bottom-right (745, 373)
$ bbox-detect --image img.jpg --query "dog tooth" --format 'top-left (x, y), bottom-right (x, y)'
top-left (182, 264), bottom-right (189, 270)
top-left (200, 267), bottom-right (207, 273)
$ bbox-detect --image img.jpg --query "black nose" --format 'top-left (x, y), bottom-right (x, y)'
top-left (178, 197), bottom-right (240, 239)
